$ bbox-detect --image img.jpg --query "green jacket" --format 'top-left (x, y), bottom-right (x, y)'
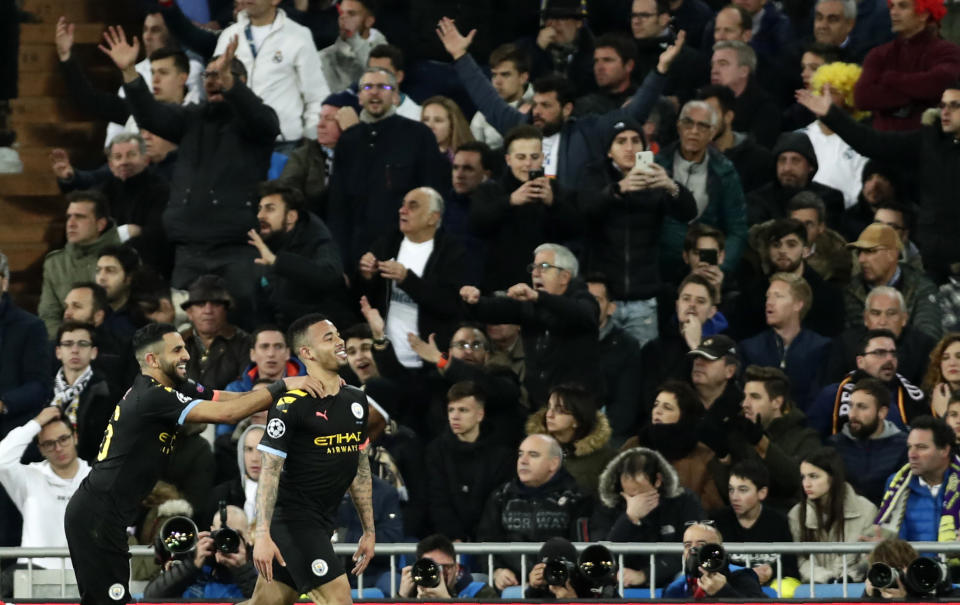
top-left (656, 144), bottom-right (748, 281)
top-left (844, 263), bottom-right (943, 340)
top-left (38, 225), bottom-right (121, 337)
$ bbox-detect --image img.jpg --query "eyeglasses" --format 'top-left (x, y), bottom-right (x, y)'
top-left (360, 83), bottom-right (395, 91)
top-left (631, 11), bottom-right (657, 19)
top-left (38, 434), bottom-right (73, 452)
top-left (58, 340), bottom-right (93, 349)
top-left (450, 340), bottom-right (487, 351)
top-left (684, 519), bottom-right (717, 527)
top-left (939, 101), bottom-right (960, 112)
top-left (863, 348), bottom-right (897, 358)
top-left (527, 262), bottom-right (565, 274)
top-left (678, 117), bottom-right (713, 132)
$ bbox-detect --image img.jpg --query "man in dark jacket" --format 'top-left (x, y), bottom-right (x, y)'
top-left (630, 0), bottom-right (709, 104)
top-left (517, 0), bottom-right (596, 96)
top-left (477, 434), bottom-right (591, 591)
top-left (578, 118), bottom-right (697, 345)
top-left (248, 182), bottom-right (351, 330)
top-left (797, 82), bottom-right (960, 281)
top-left (327, 67), bottom-right (448, 265)
top-left (747, 131), bottom-right (845, 228)
top-left (710, 41), bottom-right (781, 147)
top-left (437, 16), bottom-right (682, 188)
top-left (573, 33), bottom-right (641, 117)
top-left (461, 243), bottom-right (600, 407)
top-left (697, 84), bottom-right (774, 194)
top-left (179, 275), bottom-right (250, 390)
top-left (663, 521), bottom-right (768, 598)
top-left (827, 378), bottom-right (908, 503)
top-left (470, 125), bottom-right (578, 293)
top-left (103, 28), bottom-right (280, 327)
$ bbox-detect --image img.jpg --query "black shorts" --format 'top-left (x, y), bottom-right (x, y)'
top-left (271, 519), bottom-right (345, 594)
top-left (64, 490), bottom-right (131, 605)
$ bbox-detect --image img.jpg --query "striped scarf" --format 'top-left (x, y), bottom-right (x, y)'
top-left (875, 455), bottom-right (960, 545)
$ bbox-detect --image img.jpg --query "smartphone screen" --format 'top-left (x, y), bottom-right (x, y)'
top-left (699, 249), bottom-right (718, 265)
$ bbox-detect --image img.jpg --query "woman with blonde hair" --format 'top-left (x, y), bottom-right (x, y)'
top-left (922, 332), bottom-right (960, 416)
top-left (421, 96), bottom-right (474, 163)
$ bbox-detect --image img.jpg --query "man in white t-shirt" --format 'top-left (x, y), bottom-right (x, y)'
top-left (215, 0), bottom-right (330, 146)
top-left (356, 187), bottom-right (467, 368)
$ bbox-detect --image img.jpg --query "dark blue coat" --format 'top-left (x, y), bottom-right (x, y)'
top-left (828, 422), bottom-right (908, 504)
top-left (738, 328), bottom-right (831, 410)
top-left (0, 293), bottom-right (51, 438)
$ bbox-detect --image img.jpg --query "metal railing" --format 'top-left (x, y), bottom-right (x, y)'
top-left (5, 541), bottom-right (960, 599)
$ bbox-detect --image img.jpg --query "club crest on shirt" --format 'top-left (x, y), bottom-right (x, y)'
top-left (108, 583), bottom-right (125, 600)
top-left (267, 418), bottom-right (286, 439)
top-left (311, 558), bottom-right (329, 576)
top-left (273, 50), bottom-right (283, 63)
top-left (351, 402), bottom-right (364, 419)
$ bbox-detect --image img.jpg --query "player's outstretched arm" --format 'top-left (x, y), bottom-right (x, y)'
top-left (349, 448), bottom-right (375, 575)
top-left (186, 376), bottom-right (327, 424)
top-left (252, 450), bottom-right (286, 581)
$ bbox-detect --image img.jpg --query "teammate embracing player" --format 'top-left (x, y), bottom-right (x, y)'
top-left (246, 313), bottom-right (375, 605)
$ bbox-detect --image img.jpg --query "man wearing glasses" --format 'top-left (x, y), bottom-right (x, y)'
top-left (663, 521), bottom-right (766, 598)
top-left (48, 322), bottom-right (115, 463)
top-left (0, 403), bottom-right (90, 594)
top-left (843, 223), bottom-right (942, 340)
top-left (397, 534), bottom-right (498, 598)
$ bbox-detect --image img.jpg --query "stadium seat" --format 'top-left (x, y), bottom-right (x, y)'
top-left (793, 582), bottom-right (865, 598)
top-left (501, 585), bottom-right (524, 598)
top-left (351, 587), bottom-right (386, 598)
top-left (762, 585), bottom-right (778, 598)
top-left (623, 587), bottom-right (664, 598)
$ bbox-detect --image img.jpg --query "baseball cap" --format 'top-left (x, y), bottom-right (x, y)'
top-left (687, 334), bottom-right (737, 361)
top-left (846, 223), bottom-right (903, 252)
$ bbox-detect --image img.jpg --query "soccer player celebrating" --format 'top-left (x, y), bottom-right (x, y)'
top-left (249, 314), bottom-right (375, 605)
top-left (64, 323), bottom-right (325, 604)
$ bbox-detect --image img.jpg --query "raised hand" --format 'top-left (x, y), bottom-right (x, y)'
top-left (357, 252), bottom-right (378, 281)
top-left (460, 285), bottom-right (481, 304)
top-left (49, 148), bottom-right (74, 180)
top-left (795, 85), bottom-right (833, 117)
top-left (98, 25), bottom-right (140, 76)
top-left (408, 332), bottom-right (442, 364)
top-left (359, 296), bottom-right (386, 340)
top-left (436, 17), bottom-right (475, 61)
top-left (657, 30), bottom-right (686, 74)
top-left (247, 229), bottom-right (276, 265)
top-left (55, 16), bottom-right (75, 61)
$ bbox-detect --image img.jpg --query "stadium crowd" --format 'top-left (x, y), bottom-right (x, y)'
top-left (5, 0), bottom-right (960, 599)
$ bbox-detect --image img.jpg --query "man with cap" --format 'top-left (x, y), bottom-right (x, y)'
top-left (840, 160), bottom-right (901, 242)
top-left (688, 334), bottom-right (744, 424)
top-left (746, 131), bottom-right (845, 228)
top-left (577, 118), bottom-right (697, 345)
top-left (180, 274), bottom-right (251, 390)
top-left (854, 0), bottom-right (960, 132)
top-left (797, 69), bottom-right (960, 282)
top-left (844, 223), bottom-right (942, 339)
top-left (520, 0), bottom-right (596, 96)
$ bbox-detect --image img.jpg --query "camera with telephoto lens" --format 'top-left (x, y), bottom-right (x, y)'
top-left (686, 543), bottom-right (727, 576)
top-left (904, 557), bottom-right (951, 597)
top-left (578, 544), bottom-right (616, 585)
top-left (543, 556), bottom-right (577, 587)
top-left (867, 562), bottom-right (902, 590)
top-left (411, 558), bottom-right (444, 588)
top-left (209, 500), bottom-right (241, 554)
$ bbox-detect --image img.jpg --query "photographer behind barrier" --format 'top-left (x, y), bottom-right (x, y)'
top-left (864, 537), bottom-right (960, 600)
top-left (144, 504), bottom-right (256, 599)
top-left (525, 537), bottom-right (619, 599)
top-left (397, 534), bottom-right (499, 599)
top-left (663, 521), bottom-right (767, 599)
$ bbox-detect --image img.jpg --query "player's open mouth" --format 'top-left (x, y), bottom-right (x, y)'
top-left (335, 346), bottom-right (347, 360)
top-left (176, 362), bottom-right (187, 372)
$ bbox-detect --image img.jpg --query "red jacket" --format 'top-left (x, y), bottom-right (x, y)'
top-left (854, 27), bottom-right (960, 131)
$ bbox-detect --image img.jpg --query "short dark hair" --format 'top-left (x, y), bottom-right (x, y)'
top-left (132, 322), bottom-right (178, 360)
top-left (288, 313), bottom-right (329, 352)
top-left (257, 181), bottom-right (305, 216)
top-left (455, 140), bottom-right (494, 171)
top-left (655, 379), bottom-right (704, 422)
top-left (416, 534), bottom-right (456, 560)
top-left (766, 217), bottom-right (808, 246)
top-left (615, 449), bottom-right (663, 492)
top-left (451, 322), bottom-right (489, 350)
top-left (875, 200), bottom-right (916, 233)
top-left (730, 459), bottom-right (770, 491)
top-left (721, 4), bottom-right (753, 31)
top-left (655, 0), bottom-right (672, 14)
top-left (859, 328), bottom-right (897, 355)
top-left (696, 84), bottom-right (737, 115)
top-left (850, 378), bottom-right (891, 412)
top-left (447, 380), bottom-right (487, 406)
top-left (547, 383), bottom-right (598, 442)
top-left (65, 190), bottom-right (110, 220)
top-left (342, 323), bottom-right (373, 341)
top-left (251, 324), bottom-right (288, 348)
top-left (803, 41), bottom-right (843, 65)
top-left (910, 415), bottom-right (956, 450)
top-left (787, 191), bottom-right (827, 224)
top-left (594, 33), bottom-right (637, 65)
top-left (128, 267), bottom-right (172, 321)
top-left (489, 43), bottom-right (531, 74)
top-left (678, 273), bottom-right (719, 306)
top-left (533, 75), bottom-right (576, 107)
top-left (56, 321), bottom-right (97, 346)
top-left (70, 281), bottom-right (109, 314)
top-left (503, 124), bottom-right (543, 152)
top-left (743, 365), bottom-right (793, 412)
top-left (683, 223), bottom-right (726, 253)
top-left (98, 244), bottom-right (142, 276)
top-left (583, 272), bottom-right (612, 298)
top-left (209, 55), bottom-right (247, 79)
top-left (149, 47), bottom-right (189, 74)
top-left (369, 44), bottom-right (405, 72)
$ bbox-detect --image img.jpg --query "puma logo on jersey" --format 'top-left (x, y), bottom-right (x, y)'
top-left (316, 410), bottom-right (329, 420)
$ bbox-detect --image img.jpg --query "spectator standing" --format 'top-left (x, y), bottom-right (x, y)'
top-left (469, 44), bottom-right (533, 150)
top-left (319, 0), bottom-right (387, 94)
top-left (630, 0), bottom-right (710, 104)
top-left (787, 192), bottom-right (852, 286)
top-left (697, 84), bottom-right (774, 194)
top-left (709, 40), bottom-right (781, 146)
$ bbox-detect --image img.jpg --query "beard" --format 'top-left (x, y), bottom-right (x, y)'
top-left (159, 357), bottom-right (186, 386)
top-left (851, 416), bottom-right (880, 440)
top-left (539, 116), bottom-right (564, 137)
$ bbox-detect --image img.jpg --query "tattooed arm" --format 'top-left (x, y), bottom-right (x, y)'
top-left (252, 451), bottom-right (286, 581)
top-left (349, 448), bottom-right (376, 575)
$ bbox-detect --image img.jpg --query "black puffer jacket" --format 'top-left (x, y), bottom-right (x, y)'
top-left (577, 159), bottom-right (698, 301)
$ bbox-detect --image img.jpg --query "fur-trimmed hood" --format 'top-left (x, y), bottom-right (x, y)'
top-left (597, 447), bottom-right (683, 508)
top-left (525, 408), bottom-right (612, 458)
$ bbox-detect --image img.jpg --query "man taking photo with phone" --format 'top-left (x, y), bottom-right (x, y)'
top-left (577, 118), bottom-right (696, 345)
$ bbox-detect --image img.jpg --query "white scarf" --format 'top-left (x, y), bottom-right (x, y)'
top-left (52, 366), bottom-right (94, 427)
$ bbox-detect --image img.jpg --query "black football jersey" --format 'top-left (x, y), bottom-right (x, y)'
top-left (80, 374), bottom-right (212, 524)
top-left (258, 385), bottom-right (369, 527)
